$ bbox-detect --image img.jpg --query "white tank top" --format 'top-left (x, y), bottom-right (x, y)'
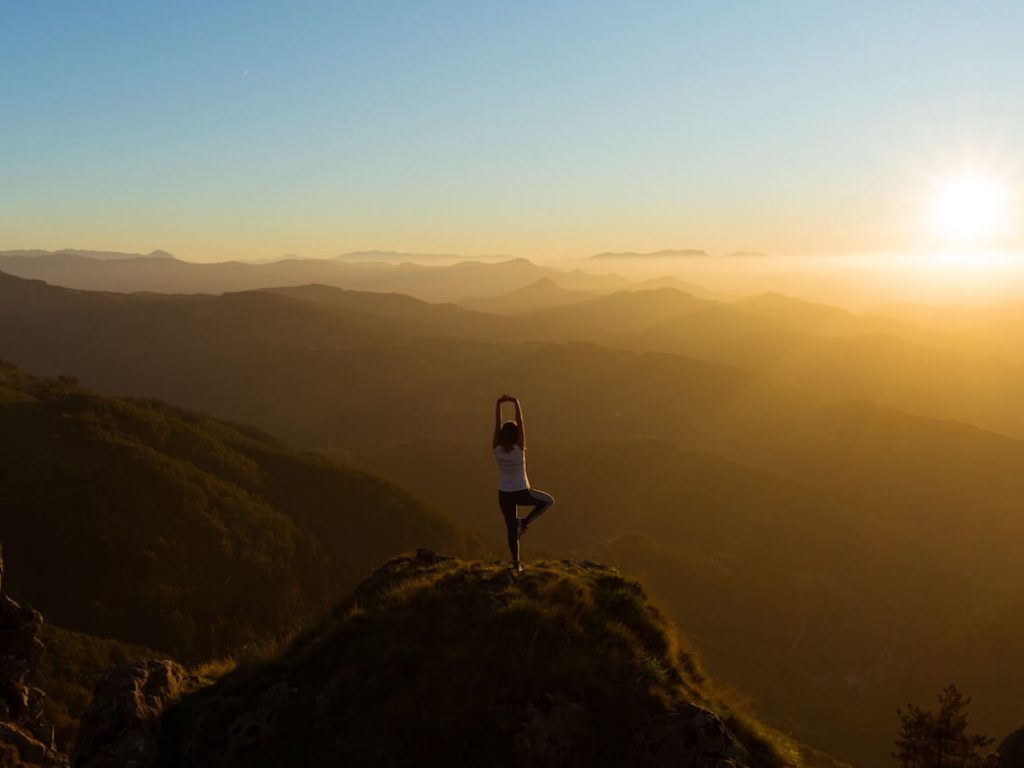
top-left (494, 445), bottom-right (530, 492)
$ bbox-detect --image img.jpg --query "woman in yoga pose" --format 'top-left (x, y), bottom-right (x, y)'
top-left (493, 394), bottom-right (554, 572)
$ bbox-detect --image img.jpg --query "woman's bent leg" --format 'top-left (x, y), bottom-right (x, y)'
top-left (498, 492), bottom-right (520, 564)
top-left (522, 488), bottom-right (554, 528)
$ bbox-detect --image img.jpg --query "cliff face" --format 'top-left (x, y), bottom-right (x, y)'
top-left (74, 551), bottom-right (843, 768)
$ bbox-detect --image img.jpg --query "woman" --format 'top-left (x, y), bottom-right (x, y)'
top-left (493, 394), bottom-right (554, 572)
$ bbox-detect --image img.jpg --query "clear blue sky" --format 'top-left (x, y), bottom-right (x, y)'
top-left (2, 1), bottom-right (1022, 261)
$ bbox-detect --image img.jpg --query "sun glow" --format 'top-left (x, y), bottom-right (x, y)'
top-left (926, 173), bottom-right (1011, 246)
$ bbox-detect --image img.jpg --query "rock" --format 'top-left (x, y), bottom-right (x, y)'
top-left (635, 705), bottom-right (751, 768)
top-left (0, 592), bottom-right (45, 723)
top-left (0, 547), bottom-right (62, 763)
top-left (0, 720), bottom-right (67, 766)
top-left (1000, 726), bottom-right (1024, 767)
top-left (72, 659), bottom-right (199, 768)
top-left (414, 548), bottom-right (453, 564)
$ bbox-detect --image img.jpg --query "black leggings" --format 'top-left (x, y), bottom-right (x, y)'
top-left (498, 487), bottom-right (554, 563)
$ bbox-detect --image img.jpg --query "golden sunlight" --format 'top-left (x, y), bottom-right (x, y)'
top-left (926, 172), bottom-right (1011, 245)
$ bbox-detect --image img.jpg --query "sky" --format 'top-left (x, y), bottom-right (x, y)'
top-left (2, 1), bottom-right (1024, 262)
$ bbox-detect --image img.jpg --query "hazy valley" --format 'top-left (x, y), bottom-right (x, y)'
top-left (2, 253), bottom-right (1023, 765)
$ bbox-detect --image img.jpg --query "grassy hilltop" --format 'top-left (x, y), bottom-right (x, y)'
top-left (155, 551), bottom-right (845, 768)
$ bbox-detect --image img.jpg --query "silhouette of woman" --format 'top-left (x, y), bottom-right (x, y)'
top-left (493, 394), bottom-right (554, 572)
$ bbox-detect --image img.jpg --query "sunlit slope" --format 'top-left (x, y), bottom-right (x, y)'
top-left (745, 399), bottom-right (1024, 530)
top-left (879, 298), bottom-right (1024, 364)
top-left (0, 363), bottom-right (479, 660)
top-left (506, 289), bottom-right (1024, 437)
top-left (155, 551), bottom-right (844, 768)
top-left (272, 281), bottom-right (1024, 437)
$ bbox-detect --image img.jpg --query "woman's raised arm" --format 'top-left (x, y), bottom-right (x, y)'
top-left (512, 397), bottom-right (525, 449)
top-left (493, 396), bottom-right (504, 448)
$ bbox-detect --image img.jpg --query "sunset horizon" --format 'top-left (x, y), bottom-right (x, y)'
top-left (2, 4), bottom-right (1023, 768)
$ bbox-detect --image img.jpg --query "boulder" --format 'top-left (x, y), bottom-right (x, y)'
top-left (72, 659), bottom-right (198, 768)
top-left (635, 705), bottom-right (751, 768)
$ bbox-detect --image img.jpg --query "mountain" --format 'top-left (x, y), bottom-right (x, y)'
top-left (0, 362), bottom-right (480, 661)
top-left (457, 277), bottom-right (599, 314)
top-left (632, 274), bottom-right (732, 301)
top-left (517, 287), bottom-right (711, 338)
top-left (261, 283), bottom-right (512, 337)
top-left (82, 551), bottom-right (844, 767)
top-left (590, 249), bottom-right (711, 259)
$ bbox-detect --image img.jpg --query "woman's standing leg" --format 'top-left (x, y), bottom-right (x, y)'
top-left (498, 492), bottom-right (520, 564)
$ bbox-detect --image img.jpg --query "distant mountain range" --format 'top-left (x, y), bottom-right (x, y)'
top-left (332, 250), bottom-right (511, 263)
top-left (0, 248), bottom-right (174, 260)
top-left (590, 249), bottom-right (711, 259)
top-left (0, 251), bottom-right (629, 300)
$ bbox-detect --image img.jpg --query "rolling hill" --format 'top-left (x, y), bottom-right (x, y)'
top-left (0, 271), bottom-right (799, 451)
top-left (0, 362), bottom-right (480, 661)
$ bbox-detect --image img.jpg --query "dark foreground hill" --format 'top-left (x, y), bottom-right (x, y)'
top-left (0, 363), bottom-right (480, 661)
top-left (75, 551), bottom-right (844, 768)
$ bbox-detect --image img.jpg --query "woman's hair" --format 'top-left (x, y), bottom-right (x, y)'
top-left (499, 421), bottom-right (520, 449)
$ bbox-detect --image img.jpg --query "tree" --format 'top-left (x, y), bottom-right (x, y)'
top-left (893, 684), bottom-right (996, 768)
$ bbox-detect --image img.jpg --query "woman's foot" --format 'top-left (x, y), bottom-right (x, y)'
top-left (516, 519), bottom-right (527, 539)
top-left (511, 561), bottom-right (524, 574)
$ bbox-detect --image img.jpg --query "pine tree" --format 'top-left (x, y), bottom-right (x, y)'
top-left (893, 684), bottom-right (996, 768)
